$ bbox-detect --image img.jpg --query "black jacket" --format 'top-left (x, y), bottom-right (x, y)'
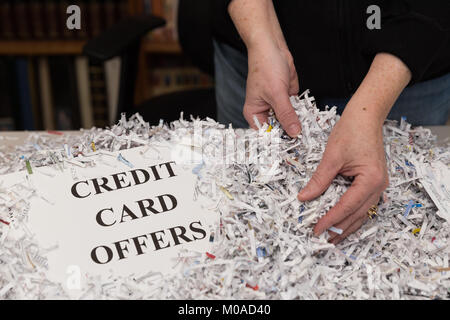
top-left (213, 0), bottom-right (450, 98)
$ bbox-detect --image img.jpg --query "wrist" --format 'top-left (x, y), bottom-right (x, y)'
top-left (341, 101), bottom-right (386, 133)
top-left (228, 0), bottom-right (287, 53)
top-left (246, 35), bottom-right (280, 55)
top-left (340, 52), bottom-right (412, 130)
top-left (335, 109), bottom-right (385, 152)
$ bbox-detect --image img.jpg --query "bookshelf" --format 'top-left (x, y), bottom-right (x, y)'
top-left (0, 40), bottom-right (85, 55)
top-left (143, 41), bottom-right (181, 54)
top-left (0, 0), bottom-right (212, 132)
top-left (0, 40), bottom-right (182, 55)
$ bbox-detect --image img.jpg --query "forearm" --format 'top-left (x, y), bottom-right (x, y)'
top-left (342, 53), bottom-right (412, 129)
top-left (228, 0), bottom-right (287, 51)
top-left (266, 0), bottom-right (289, 51)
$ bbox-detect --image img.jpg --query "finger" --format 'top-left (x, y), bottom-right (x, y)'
top-left (328, 193), bottom-right (379, 242)
top-left (288, 69), bottom-right (299, 96)
top-left (297, 155), bottom-right (341, 202)
top-left (243, 103), bottom-right (270, 130)
top-left (313, 175), bottom-right (375, 236)
top-left (327, 212), bottom-right (363, 243)
top-left (330, 216), bottom-right (367, 245)
top-left (269, 88), bottom-right (301, 137)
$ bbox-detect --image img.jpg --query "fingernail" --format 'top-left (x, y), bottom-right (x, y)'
top-left (313, 227), bottom-right (321, 237)
top-left (332, 237), bottom-right (341, 245)
top-left (288, 123), bottom-right (301, 137)
top-left (297, 188), bottom-right (307, 199)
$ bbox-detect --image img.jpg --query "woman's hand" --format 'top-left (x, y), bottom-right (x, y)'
top-left (228, 0), bottom-right (301, 137)
top-left (298, 52), bottom-right (412, 243)
top-left (244, 41), bottom-right (301, 137)
top-left (228, 0), bottom-right (412, 242)
top-left (298, 111), bottom-right (388, 244)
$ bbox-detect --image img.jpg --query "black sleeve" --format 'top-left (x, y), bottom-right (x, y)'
top-left (212, 0), bottom-right (247, 52)
top-left (362, 0), bottom-right (450, 84)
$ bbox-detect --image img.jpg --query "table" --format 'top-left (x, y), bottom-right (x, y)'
top-left (0, 131), bottom-right (81, 149)
top-left (425, 126), bottom-right (450, 145)
top-left (1, 126), bottom-right (448, 149)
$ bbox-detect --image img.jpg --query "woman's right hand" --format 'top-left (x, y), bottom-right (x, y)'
top-left (228, 0), bottom-right (301, 137)
top-left (244, 40), bottom-right (301, 137)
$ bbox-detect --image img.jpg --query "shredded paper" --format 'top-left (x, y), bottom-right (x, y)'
top-left (0, 90), bottom-right (449, 300)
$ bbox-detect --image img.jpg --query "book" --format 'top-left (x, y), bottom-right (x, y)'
top-left (88, 0), bottom-right (103, 38)
top-left (44, 0), bottom-right (60, 39)
top-left (75, 56), bottom-right (94, 129)
top-left (15, 58), bottom-right (35, 130)
top-left (104, 57), bottom-right (121, 125)
top-left (66, 57), bottom-right (82, 129)
top-left (1, 0), bottom-right (129, 40)
top-left (117, 0), bottom-right (129, 21)
top-left (0, 1), bottom-right (14, 39)
top-left (13, 0), bottom-right (31, 39)
top-left (27, 58), bottom-right (43, 130)
top-left (89, 60), bottom-right (109, 128)
top-left (30, 0), bottom-right (45, 39)
top-left (151, 0), bottom-right (163, 17)
top-left (37, 57), bottom-right (55, 130)
top-left (0, 57), bottom-right (16, 130)
top-left (104, 0), bottom-right (117, 29)
top-left (48, 57), bottom-right (81, 130)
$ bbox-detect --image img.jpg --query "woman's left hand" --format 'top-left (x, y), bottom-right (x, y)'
top-left (297, 111), bottom-right (388, 244)
top-left (297, 52), bottom-right (412, 244)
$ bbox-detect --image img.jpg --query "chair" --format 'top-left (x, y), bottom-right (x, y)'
top-left (83, 0), bottom-right (216, 126)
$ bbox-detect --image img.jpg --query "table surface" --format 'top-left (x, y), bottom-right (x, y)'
top-left (426, 126), bottom-right (450, 145)
top-left (0, 131), bottom-right (82, 149)
top-left (0, 126), bottom-right (449, 149)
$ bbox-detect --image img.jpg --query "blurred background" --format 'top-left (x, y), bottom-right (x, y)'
top-left (0, 1), bottom-right (448, 132)
top-left (0, 0), bottom-right (215, 131)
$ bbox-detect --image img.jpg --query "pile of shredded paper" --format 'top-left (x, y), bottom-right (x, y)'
top-left (1, 91), bottom-right (449, 300)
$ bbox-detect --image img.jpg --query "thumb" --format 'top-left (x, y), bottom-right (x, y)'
top-left (243, 102), bottom-right (269, 130)
top-left (288, 67), bottom-right (299, 96)
top-left (298, 157), bottom-right (339, 201)
top-left (271, 90), bottom-right (301, 137)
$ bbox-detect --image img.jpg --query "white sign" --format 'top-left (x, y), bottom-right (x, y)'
top-left (0, 145), bottom-right (218, 297)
